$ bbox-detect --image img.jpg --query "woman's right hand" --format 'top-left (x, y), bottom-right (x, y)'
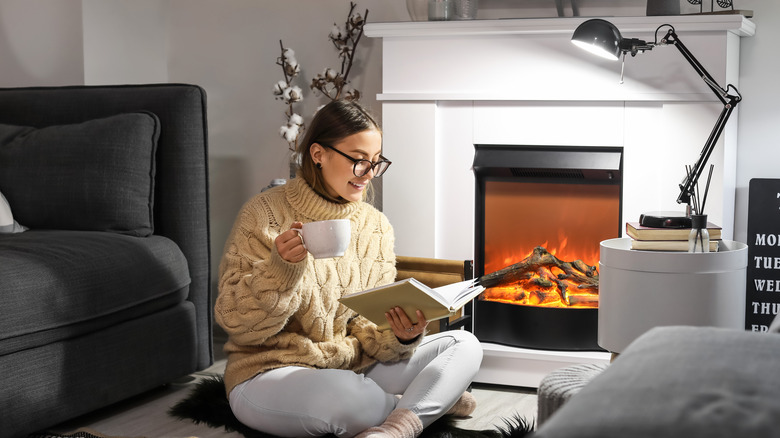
top-left (276, 222), bottom-right (307, 263)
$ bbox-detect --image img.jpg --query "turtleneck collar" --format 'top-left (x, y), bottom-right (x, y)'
top-left (285, 176), bottom-right (361, 222)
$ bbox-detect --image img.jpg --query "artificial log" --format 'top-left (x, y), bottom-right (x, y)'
top-left (478, 246), bottom-right (599, 306)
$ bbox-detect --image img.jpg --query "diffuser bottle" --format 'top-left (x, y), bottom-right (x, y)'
top-left (688, 214), bottom-right (710, 253)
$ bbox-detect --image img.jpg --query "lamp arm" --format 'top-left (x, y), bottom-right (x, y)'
top-left (661, 28), bottom-right (742, 206)
top-left (676, 101), bottom-right (737, 205)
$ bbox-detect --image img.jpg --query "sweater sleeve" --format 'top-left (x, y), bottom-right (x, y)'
top-left (215, 198), bottom-right (306, 348)
top-left (349, 315), bottom-right (422, 363)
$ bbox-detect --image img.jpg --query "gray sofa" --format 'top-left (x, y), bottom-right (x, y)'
top-left (533, 314), bottom-right (780, 438)
top-left (0, 84), bottom-right (212, 437)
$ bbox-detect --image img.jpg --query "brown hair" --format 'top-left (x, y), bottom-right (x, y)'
top-left (295, 100), bottom-right (382, 203)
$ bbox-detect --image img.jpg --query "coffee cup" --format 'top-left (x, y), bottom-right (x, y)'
top-left (294, 219), bottom-right (351, 259)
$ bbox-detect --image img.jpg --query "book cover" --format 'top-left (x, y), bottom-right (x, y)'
top-left (630, 239), bottom-right (720, 252)
top-left (338, 278), bottom-right (484, 331)
top-left (626, 221), bottom-right (722, 241)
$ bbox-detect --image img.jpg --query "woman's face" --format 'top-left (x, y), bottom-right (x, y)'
top-left (311, 129), bottom-right (383, 203)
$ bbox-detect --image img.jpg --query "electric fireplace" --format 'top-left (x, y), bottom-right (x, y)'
top-left (472, 145), bottom-right (622, 351)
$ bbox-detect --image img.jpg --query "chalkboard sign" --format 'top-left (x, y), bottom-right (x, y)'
top-left (745, 178), bottom-right (780, 331)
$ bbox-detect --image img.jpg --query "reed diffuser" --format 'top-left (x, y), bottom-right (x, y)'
top-left (687, 164), bottom-right (715, 253)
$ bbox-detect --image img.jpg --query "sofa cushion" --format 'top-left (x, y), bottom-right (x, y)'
top-left (534, 325), bottom-right (780, 438)
top-left (0, 230), bottom-right (191, 356)
top-left (0, 112), bottom-right (160, 237)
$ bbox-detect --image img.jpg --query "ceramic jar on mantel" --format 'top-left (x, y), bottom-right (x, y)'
top-left (646, 0), bottom-right (681, 15)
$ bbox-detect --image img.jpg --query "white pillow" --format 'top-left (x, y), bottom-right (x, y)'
top-left (0, 190), bottom-right (27, 233)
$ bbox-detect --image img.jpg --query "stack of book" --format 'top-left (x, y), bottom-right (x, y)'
top-left (626, 221), bottom-right (722, 252)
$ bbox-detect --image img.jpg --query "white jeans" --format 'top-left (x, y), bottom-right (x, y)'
top-left (228, 330), bottom-right (483, 438)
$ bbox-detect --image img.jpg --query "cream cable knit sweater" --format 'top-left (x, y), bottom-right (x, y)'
top-left (215, 177), bottom-right (420, 395)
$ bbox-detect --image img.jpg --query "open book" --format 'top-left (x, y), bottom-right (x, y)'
top-left (338, 278), bottom-right (485, 331)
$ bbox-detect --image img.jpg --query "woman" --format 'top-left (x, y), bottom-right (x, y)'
top-left (215, 100), bottom-right (483, 438)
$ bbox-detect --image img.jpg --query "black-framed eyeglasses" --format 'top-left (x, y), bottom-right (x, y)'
top-left (322, 144), bottom-right (392, 178)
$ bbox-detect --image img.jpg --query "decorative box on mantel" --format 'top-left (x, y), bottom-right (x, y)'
top-left (365, 15), bottom-right (755, 388)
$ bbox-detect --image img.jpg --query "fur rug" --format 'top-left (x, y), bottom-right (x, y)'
top-left (168, 375), bottom-right (534, 438)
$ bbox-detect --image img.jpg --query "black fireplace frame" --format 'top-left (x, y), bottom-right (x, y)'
top-left (471, 144), bottom-right (623, 351)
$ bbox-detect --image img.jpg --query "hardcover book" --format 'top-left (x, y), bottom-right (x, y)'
top-left (626, 221), bottom-right (722, 241)
top-left (338, 278), bottom-right (484, 331)
top-left (630, 239), bottom-right (720, 252)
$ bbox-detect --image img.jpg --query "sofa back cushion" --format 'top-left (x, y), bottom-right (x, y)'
top-left (0, 112), bottom-right (159, 236)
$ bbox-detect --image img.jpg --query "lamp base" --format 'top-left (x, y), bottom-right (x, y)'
top-left (639, 211), bottom-right (691, 228)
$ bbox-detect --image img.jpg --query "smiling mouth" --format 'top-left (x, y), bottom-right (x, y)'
top-left (349, 181), bottom-right (366, 190)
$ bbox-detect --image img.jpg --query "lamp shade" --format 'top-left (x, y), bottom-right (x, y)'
top-left (571, 19), bottom-right (622, 61)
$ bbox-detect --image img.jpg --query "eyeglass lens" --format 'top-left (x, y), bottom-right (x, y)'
top-left (354, 160), bottom-right (390, 178)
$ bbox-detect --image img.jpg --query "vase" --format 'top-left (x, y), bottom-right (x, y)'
top-left (288, 151), bottom-right (301, 179)
top-left (406, 0), bottom-right (428, 21)
top-left (452, 0), bottom-right (479, 20)
top-left (428, 0), bottom-right (453, 21)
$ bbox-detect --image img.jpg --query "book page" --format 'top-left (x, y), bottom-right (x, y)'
top-left (432, 279), bottom-right (483, 309)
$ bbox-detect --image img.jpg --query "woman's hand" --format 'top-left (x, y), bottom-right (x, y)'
top-left (386, 307), bottom-right (427, 341)
top-left (275, 222), bottom-right (307, 263)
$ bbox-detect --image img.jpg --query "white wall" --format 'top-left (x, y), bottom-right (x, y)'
top-left (0, 0), bottom-right (776, 273)
top-left (0, 0), bottom-right (84, 86)
top-left (82, 0), bottom-right (168, 84)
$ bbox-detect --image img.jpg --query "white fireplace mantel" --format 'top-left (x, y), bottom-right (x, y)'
top-left (366, 15), bottom-right (755, 102)
top-left (367, 15), bottom-right (755, 262)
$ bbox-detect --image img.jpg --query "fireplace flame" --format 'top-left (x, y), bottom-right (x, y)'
top-left (481, 246), bottom-right (599, 308)
top-left (480, 179), bottom-right (617, 309)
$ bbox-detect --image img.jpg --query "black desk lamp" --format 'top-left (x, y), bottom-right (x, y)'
top-left (571, 19), bottom-right (742, 228)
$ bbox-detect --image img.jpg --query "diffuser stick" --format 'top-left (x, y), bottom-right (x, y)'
top-left (700, 164), bottom-right (714, 214)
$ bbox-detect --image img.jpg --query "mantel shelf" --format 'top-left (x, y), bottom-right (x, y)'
top-left (365, 15), bottom-right (755, 38)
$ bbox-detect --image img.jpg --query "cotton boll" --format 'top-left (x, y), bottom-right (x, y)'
top-left (349, 13), bottom-right (364, 27)
top-left (289, 113), bottom-right (304, 126)
top-left (329, 24), bottom-right (344, 40)
top-left (279, 124), bottom-right (299, 143)
top-left (289, 86), bottom-right (303, 102)
top-left (273, 80), bottom-right (287, 96)
top-left (323, 68), bottom-right (338, 80)
top-left (285, 125), bottom-right (300, 143)
top-left (283, 48), bottom-right (297, 64)
top-left (283, 86), bottom-right (303, 103)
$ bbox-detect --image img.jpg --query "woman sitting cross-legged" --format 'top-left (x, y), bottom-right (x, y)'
top-left (215, 99), bottom-right (483, 438)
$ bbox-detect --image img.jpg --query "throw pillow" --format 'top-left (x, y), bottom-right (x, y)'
top-left (0, 189), bottom-right (27, 233)
top-left (0, 112), bottom-right (160, 236)
top-left (534, 326), bottom-right (780, 438)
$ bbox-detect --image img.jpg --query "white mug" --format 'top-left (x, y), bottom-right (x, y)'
top-left (294, 219), bottom-right (351, 259)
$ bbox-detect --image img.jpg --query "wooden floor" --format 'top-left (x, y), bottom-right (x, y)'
top-left (44, 341), bottom-right (538, 437)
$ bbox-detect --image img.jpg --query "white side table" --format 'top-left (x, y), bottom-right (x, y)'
top-left (598, 238), bottom-right (748, 353)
